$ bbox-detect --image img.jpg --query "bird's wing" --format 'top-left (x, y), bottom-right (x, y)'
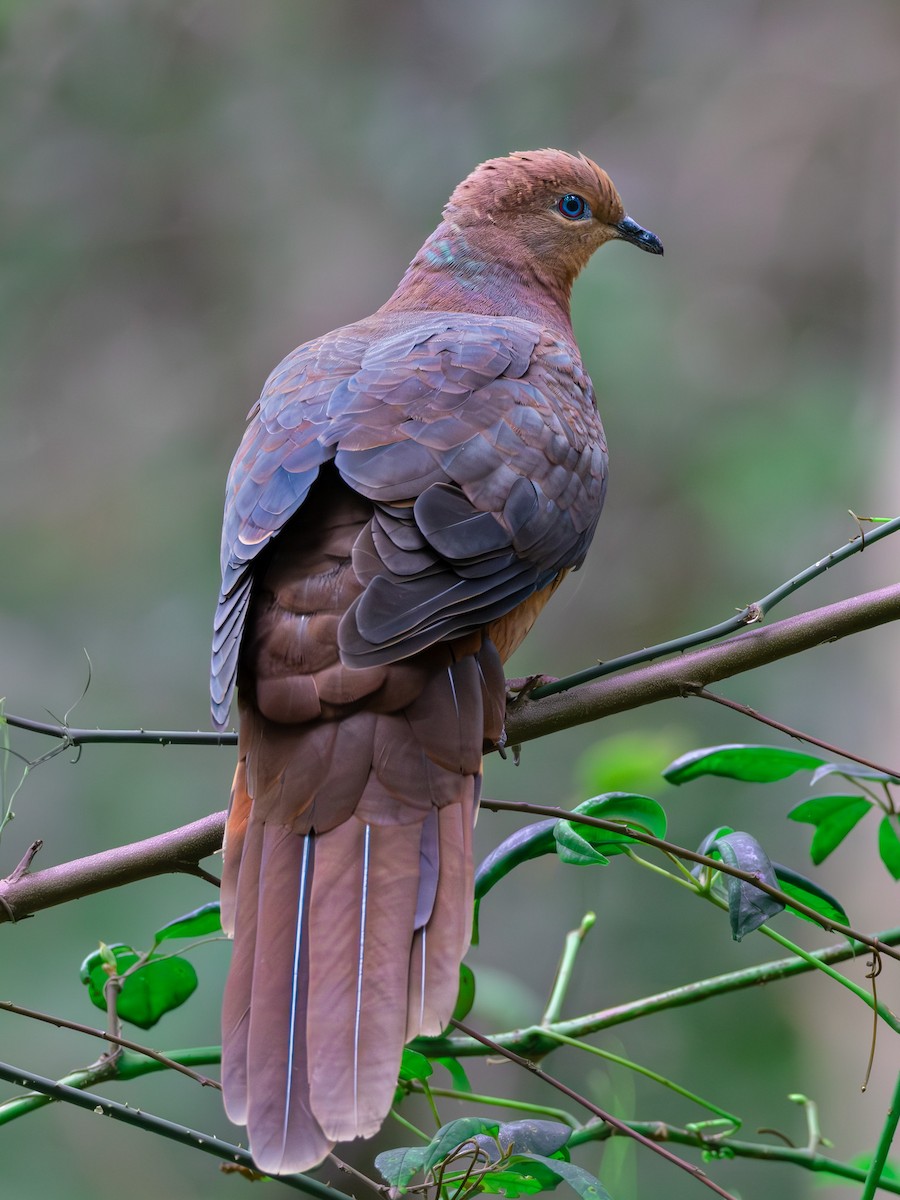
top-left (211, 312), bottom-right (607, 724)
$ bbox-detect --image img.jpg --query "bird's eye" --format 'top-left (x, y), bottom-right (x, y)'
top-left (556, 194), bottom-right (591, 221)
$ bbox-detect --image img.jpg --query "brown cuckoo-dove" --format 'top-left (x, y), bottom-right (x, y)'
top-left (211, 148), bottom-right (662, 1174)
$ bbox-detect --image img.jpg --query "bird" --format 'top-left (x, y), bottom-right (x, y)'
top-left (211, 148), bottom-right (662, 1175)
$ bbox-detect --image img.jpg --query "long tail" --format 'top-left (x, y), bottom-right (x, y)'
top-left (220, 644), bottom-right (501, 1175)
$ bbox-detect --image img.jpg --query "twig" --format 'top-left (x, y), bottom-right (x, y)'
top-left (6, 841), bottom-right (42, 883)
top-left (450, 1019), bottom-right (740, 1200)
top-left (0, 1000), bottom-right (220, 1089)
top-left (0, 714), bottom-right (236, 747)
top-left (328, 1154), bottom-right (388, 1197)
top-left (530, 516), bottom-right (900, 699)
top-left (480, 798), bottom-right (900, 963)
top-left (3, 587), bottom-right (900, 765)
top-left (0, 1061), bottom-right (347, 1198)
top-left (690, 688), bottom-right (900, 779)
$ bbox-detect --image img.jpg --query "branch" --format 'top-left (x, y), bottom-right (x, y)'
top-left (0, 812), bottom-right (224, 925)
top-left (530, 513), bottom-right (900, 699)
top-left (506, 583), bottom-right (900, 745)
top-left (4, 586), bottom-right (900, 757)
top-left (3, 586), bottom-right (899, 922)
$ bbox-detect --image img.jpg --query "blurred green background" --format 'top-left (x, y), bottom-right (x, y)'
top-left (2, 2), bottom-right (900, 1196)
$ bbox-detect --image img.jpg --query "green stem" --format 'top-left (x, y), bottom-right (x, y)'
top-left (566, 1120), bottom-right (900, 1193)
top-left (624, 847), bottom-right (700, 892)
top-left (789, 1093), bottom-right (826, 1155)
top-left (389, 1108), bottom-right (431, 1141)
top-left (623, 850), bottom-right (900, 1037)
top-left (756, 925), bottom-right (900, 1034)
top-left (862, 1070), bottom-right (900, 1200)
top-left (681, 878), bottom-right (900, 1036)
top-left (411, 1086), bottom-right (578, 1127)
top-left (0, 1066), bottom-right (98, 1123)
top-left (421, 1080), bottom-right (443, 1130)
top-left (542, 1029), bottom-right (739, 1131)
top-left (414, 926), bottom-right (900, 1060)
top-left (542, 912), bottom-right (595, 1025)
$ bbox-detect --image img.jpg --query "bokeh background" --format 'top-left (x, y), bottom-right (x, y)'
top-left (2, 2), bottom-right (900, 1197)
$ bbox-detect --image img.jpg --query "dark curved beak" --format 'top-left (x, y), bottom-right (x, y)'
top-left (616, 215), bottom-right (663, 256)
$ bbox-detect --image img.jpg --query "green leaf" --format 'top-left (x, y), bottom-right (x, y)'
top-left (479, 1165), bottom-right (552, 1197)
top-left (422, 1118), bottom-right (501, 1175)
top-left (498, 1120), bottom-right (571, 1157)
top-left (554, 821), bottom-right (610, 866)
top-left (475, 795), bottom-right (666, 904)
top-left (810, 762), bottom-right (900, 787)
top-left (772, 863), bottom-right (848, 924)
top-left (79, 943), bottom-right (198, 1029)
top-left (153, 901), bottom-right (222, 944)
top-left (475, 820), bottom-right (556, 901)
top-left (374, 1144), bottom-right (429, 1190)
top-left (664, 744), bottom-right (824, 785)
top-left (519, 1155), bottom-right (613, 1200)
top-left (569, 793), bottom-right (667, 855)
top-left (787, 796), bottom-right (872, 864)
top-left (878, 815), bottom-right (900, 880)
top-left (714, 832), bottom-right (784, 939)
top-left (474, 819), bottom-right (556, 943)
top-left (436, 1055), bottom-right (472, 1094)
top-left (453, 963), bottom-right (476, 1022)
top-left (399, 1047), bottom-right (433, 1083)
top-left (97, 941), bottom-right (119, 970)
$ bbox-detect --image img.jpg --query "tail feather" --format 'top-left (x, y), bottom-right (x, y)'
top-left (307, 816), bottom-right (423, 1141)
top-left (407, 790), bottom-right (476, 1039)
top-left (245, 823), bottom-right (332, 1174)
top-left (221, 814), bottom-right (263, 1124)
top-left (220, 754), bottom-right (252, 936)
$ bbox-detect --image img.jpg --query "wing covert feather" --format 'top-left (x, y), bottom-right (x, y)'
top-left (212, 311), bottom-right (606, 724)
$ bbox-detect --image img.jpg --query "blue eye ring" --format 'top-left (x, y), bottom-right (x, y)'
top-left (556, 193), bottom-right (591, 221)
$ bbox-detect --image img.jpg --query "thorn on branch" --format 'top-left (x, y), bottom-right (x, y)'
top-left (7, 840), bottom-right (42, 884)
top-left (741, 604), bottom-right (764, 626)
top-left (176, 863), bottom-right (221, 888)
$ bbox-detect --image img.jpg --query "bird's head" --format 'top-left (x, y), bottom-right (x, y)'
top-left (384, 149), bottom-right (661, 324)
top-left (443, 148), bottom-right (662, 289)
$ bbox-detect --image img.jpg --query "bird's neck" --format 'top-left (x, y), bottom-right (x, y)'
top-left (380, 222), bottom-right (576, 336)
